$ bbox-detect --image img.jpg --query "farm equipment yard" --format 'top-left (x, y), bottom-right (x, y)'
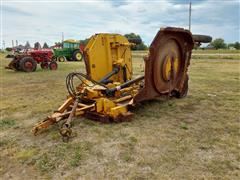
top-left (0, 50), bottom-right (239, 179)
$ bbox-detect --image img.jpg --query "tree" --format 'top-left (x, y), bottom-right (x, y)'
top-left (34, 42), bottom-right (41, 49)
top-left (210, 38), bottom-right (226, 49)
top-left (124, 33), bottom-right (148, 50)
top-left (135, 42), bottom-right (148, 50)
top-left (5, 47), bottom-right (13, 51)
top-left (54, 42), bottom-right (62, 48)
top-left (25, 41), bottom-right (31, 49)
top-left (228, 43), bottom-right (235, 49)
top-left (43, 42), bottom-right (49, 48)
top-left (80, 38), bottom-right (89, 45)
top-left (229, 42), bottom-right (240, 50)
top-left (234, 42), bottom-right (240, 50)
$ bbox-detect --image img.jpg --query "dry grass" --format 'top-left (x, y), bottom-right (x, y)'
top-left (0, 51), bottom-right (239, 179)
top-left (132, 50), bottom-right (240, 60)
top-left (193, 49), bottom-right (240, 54)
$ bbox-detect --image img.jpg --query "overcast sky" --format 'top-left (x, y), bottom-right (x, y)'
top-left (1, 0), bottom-right (239, 48)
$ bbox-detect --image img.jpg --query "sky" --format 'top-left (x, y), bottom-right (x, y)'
top-left (1, 0), bottom-right (239, 48)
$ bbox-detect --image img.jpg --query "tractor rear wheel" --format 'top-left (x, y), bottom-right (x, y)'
top-left (41, 62), bottom-right (49, 69)
top-left (72, 50), bottom-right (83, 61)
top-left (19, 57), bottom-right (37, 72)
top-left (49, 61), bottom-right (58, 70)
top-left (57, 56), bottom-right (66, 62)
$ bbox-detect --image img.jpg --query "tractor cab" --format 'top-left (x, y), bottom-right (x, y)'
top-left (63, 39), bottom-right (80, 49)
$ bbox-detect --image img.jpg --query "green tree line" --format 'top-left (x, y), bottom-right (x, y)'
top-left (210, 38), bottom-right (239, 50)
top-left (80, 33), bottom-right (148, 50)
top-left (4, 36), bottom-right (239, 51)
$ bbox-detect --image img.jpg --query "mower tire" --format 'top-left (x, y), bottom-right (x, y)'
top-left (192, 34), bottom-right (212, 43)
top-left (19, 57), bottom-right (37, 72)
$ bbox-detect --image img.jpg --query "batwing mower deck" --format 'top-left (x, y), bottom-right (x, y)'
top-left (32, 27), bottom-right (194, 141)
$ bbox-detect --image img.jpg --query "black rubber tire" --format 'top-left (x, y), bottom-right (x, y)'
top-left (176, 75), bottom-right (189, 98)
top-left (40, 62), bottom-right (49, 69)
top-left (49, 61), bottom-right (58, 70)
top-left (192, 34), bottom-right (212, 43)
top-left (13, 60), bottom-right (21, 71)
top-left (19, 57), bottom-right (37, 72)
top-left (57, 56), bottom-right (66, 62)
top-left (72, 50), bottom-right (83, 61)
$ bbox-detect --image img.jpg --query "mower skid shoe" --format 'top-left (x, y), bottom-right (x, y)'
top-left (134, 27), bottom-right (194, 103)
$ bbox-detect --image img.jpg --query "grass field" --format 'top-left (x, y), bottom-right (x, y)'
top-left (133, 50), bottom-right (240, 60)
top-left (0, 51), bottom-right (240, 179)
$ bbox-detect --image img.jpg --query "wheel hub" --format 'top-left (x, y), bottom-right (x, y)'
top-left (50, 62), bottom-right (57, 70)
top-left (153, 39), bottom-right (182, 93)
top-left (25, 61), bottom-right (33, 69)
top-left (59, 57), bottom-right (65, 62)
top-left (76, 53), bottom-right (82, 60)
top-left (162, 55), bottom-right (180, 82)
top-left (52, 64), bottom-right (56, 69)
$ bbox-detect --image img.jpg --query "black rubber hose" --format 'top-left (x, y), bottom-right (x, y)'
top-left (66, 72), bottom-right (107, 97)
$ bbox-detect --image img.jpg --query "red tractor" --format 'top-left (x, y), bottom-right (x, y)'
top-left (5, 49), bottom-right (58, 72)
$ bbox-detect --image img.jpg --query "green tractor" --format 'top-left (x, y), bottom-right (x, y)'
top-left (53, 39), bottom-right (83, 62)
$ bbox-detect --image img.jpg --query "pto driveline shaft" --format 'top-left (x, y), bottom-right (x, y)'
top-left (106, 75), bottom-right (144, 96)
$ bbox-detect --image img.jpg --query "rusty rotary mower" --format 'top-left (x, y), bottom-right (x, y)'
top-left (32, 27), bottom-right (211, 141)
